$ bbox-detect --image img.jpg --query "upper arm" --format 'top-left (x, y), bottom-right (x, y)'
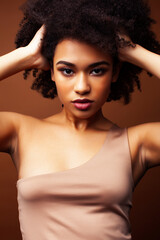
top-left (0, 112), bottom-right (22, 153)
top-left (135, 122), bottom-right (160, 169)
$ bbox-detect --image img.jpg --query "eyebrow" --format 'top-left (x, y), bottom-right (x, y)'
top-left (56, 60), bottom-right (110, 68)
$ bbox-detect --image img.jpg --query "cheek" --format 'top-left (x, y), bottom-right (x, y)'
top-left (93, 77), bottom-right (112, 97)
top-left (55, 83), bottom-right (66, 100)
top-left (53, 73), bottom-right (65, 97)
top-left (54, 79), bottom-right (71, 103)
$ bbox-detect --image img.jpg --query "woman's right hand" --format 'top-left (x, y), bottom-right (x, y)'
top-left (26, 25), bottom-right (50, 71)
top-left (0, 25), bottom-right (50, 80)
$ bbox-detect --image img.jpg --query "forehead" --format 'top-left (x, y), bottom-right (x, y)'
top-left (53, 39), bottom-right (113, 64)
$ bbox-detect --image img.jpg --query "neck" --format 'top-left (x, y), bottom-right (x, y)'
top-left (59, 108), bottom-right (107, 132)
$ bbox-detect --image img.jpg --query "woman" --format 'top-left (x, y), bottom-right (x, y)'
top-left (0, 0), bottom-right (160, 239)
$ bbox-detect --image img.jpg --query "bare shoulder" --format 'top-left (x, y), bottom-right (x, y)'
top-left (127, 122), bottom-right (160, 173)
top-left (127, 123), bottom-right (145, 148)
top-left (127, 122), bottom-right (160, 148)
top-left (125, 124), bottom-right (143, 165)
top-left (0, 111), bottom-right (44, 152)
top-left (0, 111), bottom-right (42, 129)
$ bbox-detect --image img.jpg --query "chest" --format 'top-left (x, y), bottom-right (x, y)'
top-left (16, 130), bottom-right (109, 179)
top-left (17, 141), bottom-right (133, 205)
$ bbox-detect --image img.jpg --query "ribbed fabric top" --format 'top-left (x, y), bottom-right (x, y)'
top-left (17, 125), bottom-right (134, 240)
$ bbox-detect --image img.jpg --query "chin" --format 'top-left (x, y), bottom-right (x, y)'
top-left (71, 108), bottom-right (101, 119)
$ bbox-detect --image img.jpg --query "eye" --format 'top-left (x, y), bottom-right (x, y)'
top-left (90, 68), bottom-right (107, 76)
top-left (58, 68), bottom-right (74, 76)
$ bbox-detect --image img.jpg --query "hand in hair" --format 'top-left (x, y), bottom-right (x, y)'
top-left (117, 33), bottom-right (136, 62)
top-left (26, 25), bottom-right (50, 71)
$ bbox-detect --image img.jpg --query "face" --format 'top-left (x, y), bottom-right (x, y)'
top-left (52, 39), bottom-right (118, 119)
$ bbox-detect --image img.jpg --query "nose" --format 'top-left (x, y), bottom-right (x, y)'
top-left (74, 73), bottom-right (91, 95)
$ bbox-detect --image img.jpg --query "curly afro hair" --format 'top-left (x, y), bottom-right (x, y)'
top-left (15, 0), bottom-right (160, 104)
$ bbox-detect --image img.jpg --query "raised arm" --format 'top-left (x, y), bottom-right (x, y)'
top-left (119, 39), bottom-right (160, 79)
top-left (0, 26), bottom-right (49, 154)
top-left (119, 39), bottom-right (160, 172)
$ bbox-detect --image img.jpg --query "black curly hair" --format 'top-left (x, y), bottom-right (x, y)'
top-left (15, 0), bottom-right (160, 104)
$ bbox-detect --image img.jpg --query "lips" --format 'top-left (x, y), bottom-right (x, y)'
top-left (71, 98), bottom-right (94, 110)
top-left (72, 98), bottom-right (94, 103)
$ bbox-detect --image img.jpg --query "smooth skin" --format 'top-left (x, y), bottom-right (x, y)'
top-left (0, 26), bottom-right (160, 187)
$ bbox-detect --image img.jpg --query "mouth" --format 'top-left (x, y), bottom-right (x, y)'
top-left (71, 98), bottom-right (94, 110)
top-left (72, 98), bottom-right (94, 103)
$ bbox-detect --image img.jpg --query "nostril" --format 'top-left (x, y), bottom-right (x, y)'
top-left (74, 88), bottom-right (91, 95)
top-left (74, 82), bottom-right (91, 94)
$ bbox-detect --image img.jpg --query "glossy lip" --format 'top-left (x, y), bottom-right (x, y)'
top-left (71, 98), bottom-right (94, 103)
top-left (72, 102), bottom-right (93, 110)
top-left (73, 102), bottom-right (92, 110)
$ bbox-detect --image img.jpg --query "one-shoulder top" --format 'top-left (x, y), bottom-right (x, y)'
top-left (16, 125), bottom-right (135, 240)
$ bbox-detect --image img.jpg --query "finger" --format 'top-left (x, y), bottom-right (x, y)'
top-left (39, 25), bottom-right (46, 38)
top-left (33, 25), bottom-right (46, 43)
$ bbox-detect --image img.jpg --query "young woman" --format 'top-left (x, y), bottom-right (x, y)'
top-left (0, 0), bottom-right (160, 239)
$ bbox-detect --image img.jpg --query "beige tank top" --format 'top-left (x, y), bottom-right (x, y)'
top-left (17, 125), bottom-right (135, 240)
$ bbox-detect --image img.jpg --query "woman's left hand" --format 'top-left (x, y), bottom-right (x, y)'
top-left (117, 33), bottom-right (160, 79)
top-left (117, 33), bottom-right (136, 62)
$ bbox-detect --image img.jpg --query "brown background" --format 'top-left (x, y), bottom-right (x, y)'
top-left (0, 0), bottom-right (160, 239)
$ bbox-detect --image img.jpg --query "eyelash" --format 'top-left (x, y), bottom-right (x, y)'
top-left (59, 68), bottom-right (74, 76)
top-left (58, 68), bottom-right (107, 76)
